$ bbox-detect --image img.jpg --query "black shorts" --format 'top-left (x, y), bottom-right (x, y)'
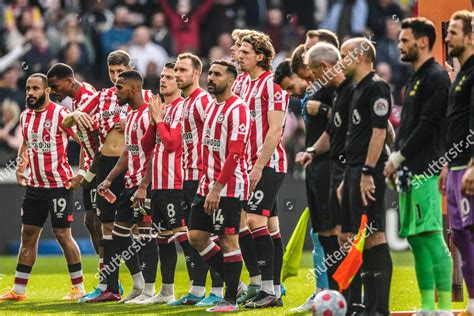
top-left (151, 189), bottom-right (186, 230)
top-left (328, 159), bottom-right (346, 227)
top-left (306, 158), bottom-right (332, 232)
top-left (341, 164), bottom-right (386, 234)
top-left (246, 167), bottom-right (285, 217)
top-left (115, 186), bottom-right (152, 223)
top-left (82, 177), bottom-right (97, 211)
top-left (22, 186), bottom-right (73, 228)
top-left (96, 154), bottom-right (126, 223)
top-left (189, 195), bottom-right (241, 235)
top-left (182, 180), bottom-right (199, 225)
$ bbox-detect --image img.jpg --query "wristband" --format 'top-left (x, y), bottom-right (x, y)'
top-left (77, 169), bottom-right (86, 177)
top-left (362, 165), bottom-right (375, 176)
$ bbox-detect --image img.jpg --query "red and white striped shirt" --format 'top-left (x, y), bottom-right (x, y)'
top-left (231, 72), bottom-right (250, 98)
top-left (79, 87), bottom-right (153, 147)
top-left (72, 82), bottom-right (98, 170)
top-left (181, 88), bottom-right (211, 181)
top-left (198, 95), bottom-right (250, 199)
top-left (241, 71), bottom-right (288, 173)
top-left (124, 103), bottom-right (150, 189)
top-left (20, 102), bottom-right (75, 188)
top-left (142, 97), bottom-right (184, 190)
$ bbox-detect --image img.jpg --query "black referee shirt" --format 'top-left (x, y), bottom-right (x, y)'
top-left (446, 55), bottom-right (474, 168)
top-left (345, 71), bottom-right (391, 165)
top-left (395, 58), bottom-right (450, 174)
top-left (303, 85), bottom-right (336, 158)
top-left (326, 78), bottom-right (355, 161)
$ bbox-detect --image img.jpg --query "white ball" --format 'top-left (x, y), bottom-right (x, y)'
top-left (312, 290), bottom-right (347, 316)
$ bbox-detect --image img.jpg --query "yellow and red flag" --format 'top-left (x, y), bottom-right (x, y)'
top-left (333, 214), bottom-right (368, 291)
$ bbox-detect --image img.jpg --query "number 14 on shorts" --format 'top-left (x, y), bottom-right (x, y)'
top-left (213, 209), bottom-right (224, 231)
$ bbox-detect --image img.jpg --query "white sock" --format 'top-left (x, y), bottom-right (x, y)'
top-left (250, 275), bottom-right (262, 286)
top-left (73, 283), bottom-right (85, 292)
top-left (143, 283), bottom-right (155, 296)
top-left (160, 283), bottom-right (174, 296)
top-left (314, 287), bottom-right (325, 295)
top-left (12, 284), bottom-right (26, 294)
top-left (97, 283), bottom-right (107, 291)
top-left (211, 287), bottom-right (224, 297)
top-left (262, 280), bottom-right (275, 295)
top-left (467, 298), bottom-right (474, 313)
top-left (274, 284), bottom-right (281, 299)
top-left (132, 272), bottom-right (144, 289)
top-left (190, 285), bottom-right (206, 297)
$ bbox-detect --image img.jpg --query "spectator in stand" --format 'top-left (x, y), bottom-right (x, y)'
top-left (128, 25), bottom-right (168, 77)
top-left (0, 99), bottom-right (22, 166)
top-left (216, 32), bottom-right (233, 60)
top-left (320, 0), bottom-right (368, 42)
top-left (263, 7), bottom-right (298, 53)
top-left (149, 12), bottom-right (175, 56)
top-left (143, 61), bottom-right (160, 94)
top-left (22, 25), bottom-right (57, 77)
top-left (101, 6), bottom-right (133, 56)
top-left (115, 0), bottom-right (147, 27)
top-left (375, 17), bottom-right (410, 105)
top-left (58, 14), bottom-right (95, 65)
top-left (3, 0), bottom-right (42, 51)
top-left (159, 0), bottom-right (213, 54)
top-left (59, 42), bottom-right (91, 82)
top-left (0, 66), bottom-right (26, 109)
top-left (367, 0), bottom-right (405, 40)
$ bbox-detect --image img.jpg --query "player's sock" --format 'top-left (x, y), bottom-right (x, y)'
top-left (211, 286), bottom-right (224, 298)
top-left (408, 235), bottom-right (435, 311)
top-left (98, 239), bottom-right (107, 291)
top-left (239, 226), bottom-right (261, 285)
top-left (311, 230), bottom-right (329, 290)
top-left (346, 270), bottom-right (362, 313)
top-left (361, 247), bottom-right (376, 312)
top-left (252, 227), bottom-right (275, 295)
top-left (425, 232), bottom-right (452, 311)
top-left (319, 234), bottom-right (341, 290)
top-left (452, 228), bottom-right (474, 311)
top-left (138, 228), bottom-right (158, 285)
top-left (210, 237), bottom-right (224, 290)
top-left (200, 241), bottom-right (225, 277)
top-left (68, 263), bottom-right (84, 292)
top-left (370, 243), bottom-right (392, 314)
top-left (175, 231), bottom-right (198, 284)
top-left (103, 235), bottom-right (120, 294)
top-left (271, 229), bottom-right (283, 299)
top-left (161, 283), bottom-right (174, 296)
top-left (223, 249), bottom-right (243, 304)
top-left (12, 263), bottom-right (32, 294)
top-left (157, 235), bottom-right (177, 289)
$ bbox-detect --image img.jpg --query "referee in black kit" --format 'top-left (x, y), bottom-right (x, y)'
top-left (338, 37), bottom-right (393, 316)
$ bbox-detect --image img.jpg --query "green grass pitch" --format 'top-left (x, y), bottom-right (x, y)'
top-left (0, 251), bottom-right (468, 315)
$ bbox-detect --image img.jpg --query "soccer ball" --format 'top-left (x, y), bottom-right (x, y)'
top-left (312, 290), bottom-right (347, 316)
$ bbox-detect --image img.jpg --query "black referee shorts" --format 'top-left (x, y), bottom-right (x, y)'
top-left (96, 154), bottom-right (126, 223)
top-left (341, 163), bottom-right (386, 234)
top-left (306, 157), bottom-right (333, 232)
top-left (328, 159), bottom-right (346, 227)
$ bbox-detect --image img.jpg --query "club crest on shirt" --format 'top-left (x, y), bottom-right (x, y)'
top-left (238, 123), bottom-right (247, 134)
top-left (165, 115), bottom-right (171, 123)
top-left (252, 89), bottom-right (258, 97)
top-left (44, 120), bottom-right (52, 129)
top-left (217, 114), bottom-right (225, 123)
top-left (352, 109), bottom-right (361, 125)
top-left (373, 98), bottom-right (389, 116)
top-left (132, 122), bottom-right (139, 130)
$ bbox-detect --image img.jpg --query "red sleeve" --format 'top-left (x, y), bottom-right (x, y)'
top-left (159, 0), bottom-right (180, 25)
top-left (141, 123), bottom-right (156, 157)
top-left (193, 0), bottom-right (213, 22)
top-left (59, 108), bottom-right (76, 138)
top-left (78, 91), bottom-right (100, 115)
top-left (156, 121), bottom-right (181, 152)
top-left (216, 140), bottom-right (245, 185)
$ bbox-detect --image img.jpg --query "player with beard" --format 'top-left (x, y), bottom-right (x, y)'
top-left (63, 51), bottom-right (152, 302)
top-left (170, 53), bottom-right (226, 306)
top-left (45, 63), bottom-right (101, 258)
top-left (188, 59), bottom-right (251, 313)
top-left (440, 10), bottom-right (474, 316)
top-left (340, 37), bottom-right (392, 316)
top-left (384, 17), bottom-right (453, 315)
top-left (95, 71), bottom-right (151, 304)
top-left (0, 74), bottom-right (84, 301)
top-left (291, 43), bottom-right (355, 312)
top-left (238, 31), bottom-right (287, 308)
